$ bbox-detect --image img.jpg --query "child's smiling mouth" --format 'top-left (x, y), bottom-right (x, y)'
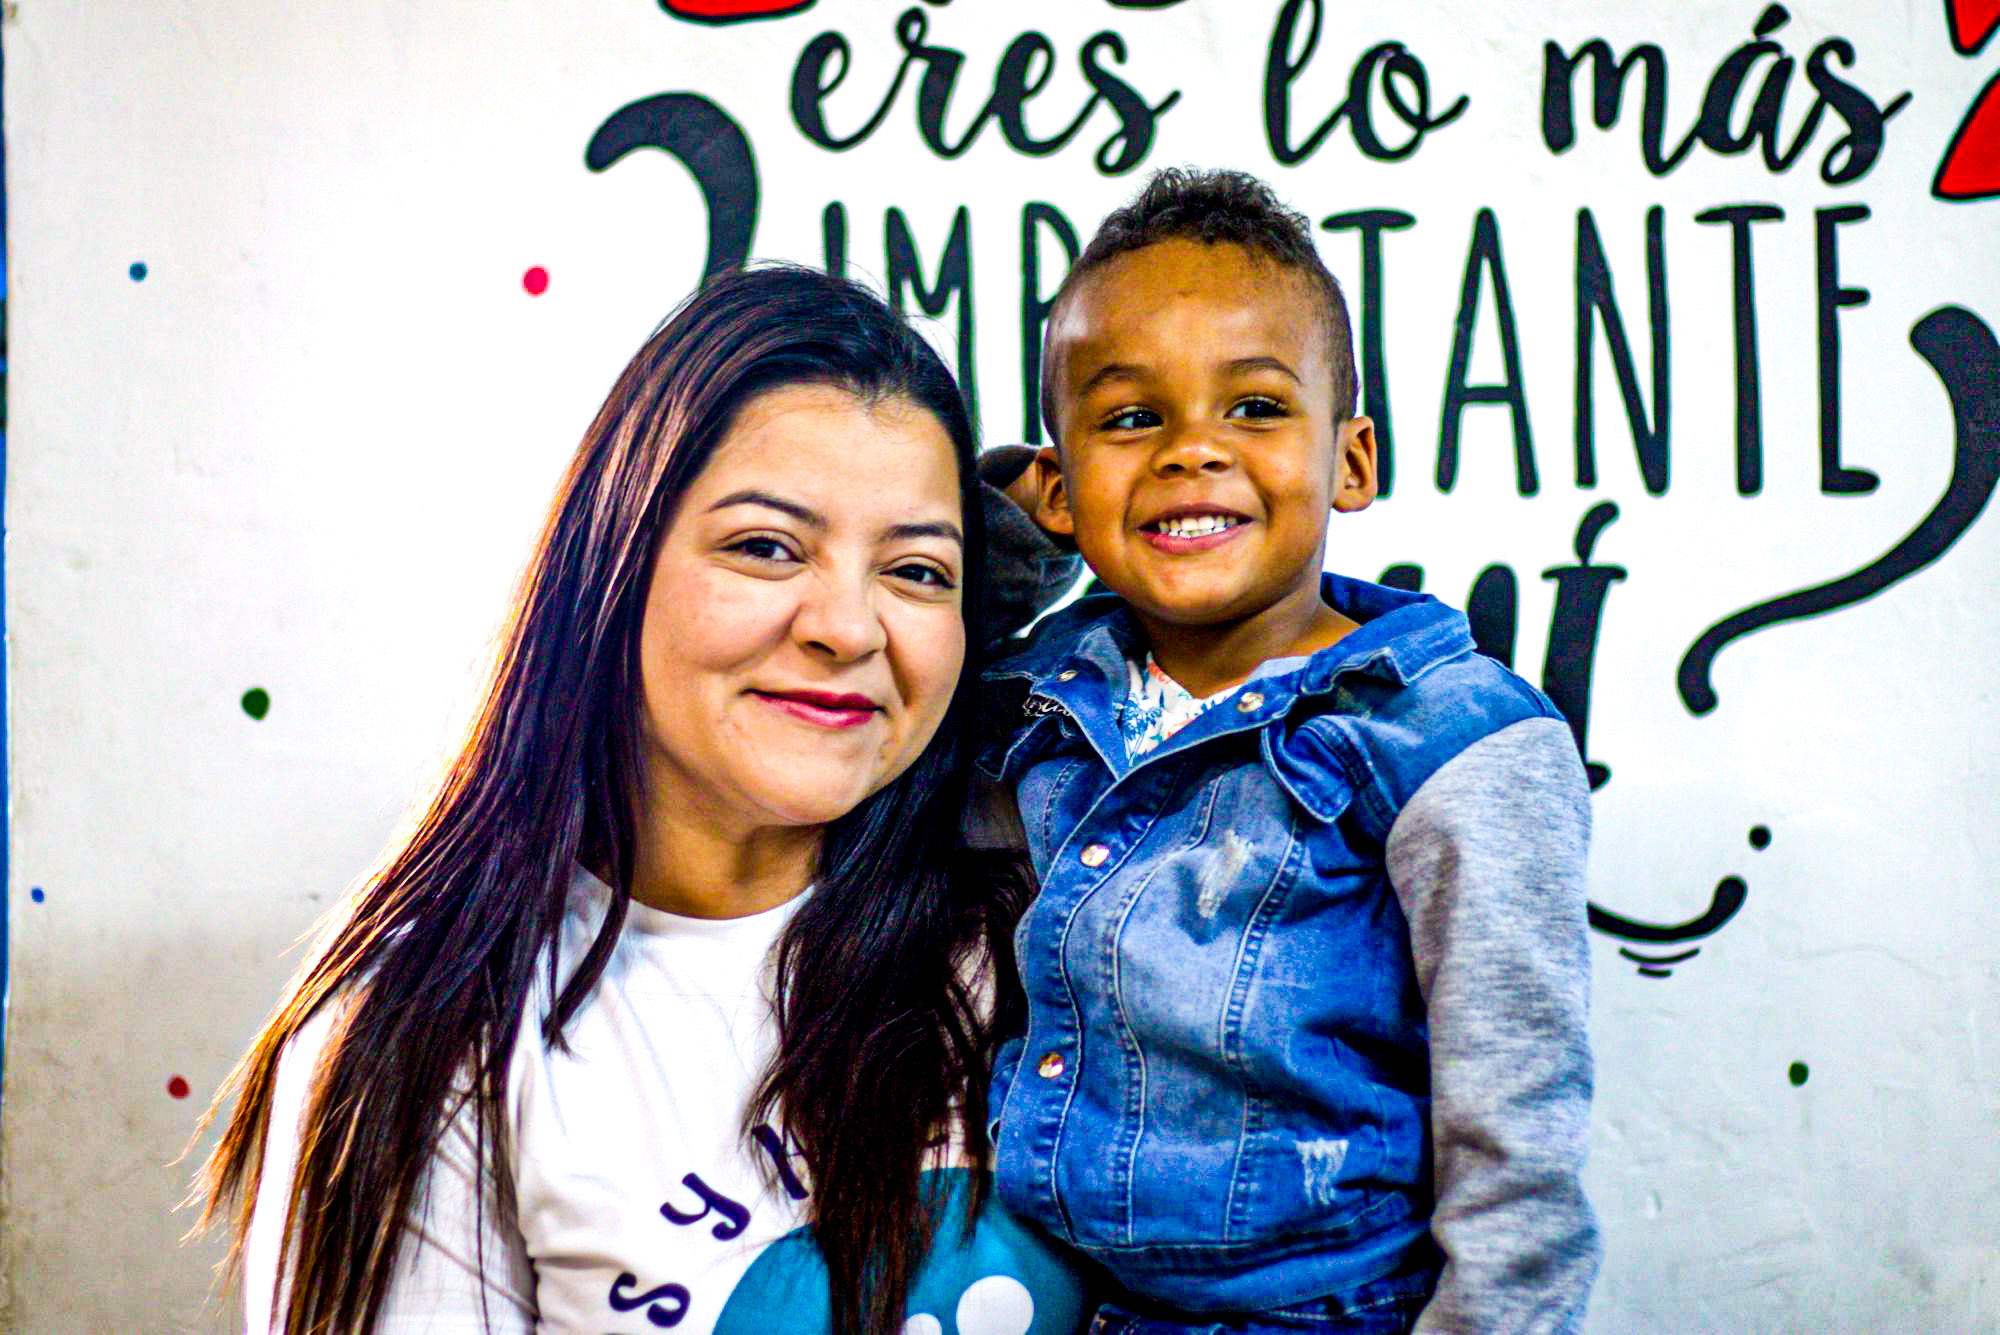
top-left (1140, 508), bottom-right (1249, 552)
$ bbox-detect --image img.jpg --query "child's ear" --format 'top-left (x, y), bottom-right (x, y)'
top-left (1031, 447), bottom-right (1077, 541)
top-left (1331, 417), bottom-right (1379, 514)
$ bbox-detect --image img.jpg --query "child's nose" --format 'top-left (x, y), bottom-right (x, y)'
top-left (1150, 424), bottom-right (1234, 477)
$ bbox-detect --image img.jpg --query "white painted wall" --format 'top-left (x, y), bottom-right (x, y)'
top-left (5, 1), bottom-right (1996, 1329)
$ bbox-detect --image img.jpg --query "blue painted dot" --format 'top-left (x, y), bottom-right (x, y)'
top-left (129, 262), bottom-right (148, 281)
top-left (30, 887), bottom-right (45, 903)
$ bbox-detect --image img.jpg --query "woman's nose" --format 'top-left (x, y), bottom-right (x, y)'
top-left (793, 573), bottom-right (888, 661)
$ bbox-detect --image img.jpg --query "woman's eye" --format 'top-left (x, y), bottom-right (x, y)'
top-left (1226, 396), bottom-right (1287, 419)
top-left (1103, 407), bottom-right (1160, 432)
top-left (726, 535), bottom-right (798, 564)
top-left (888, 562), bottom-right (956, 590)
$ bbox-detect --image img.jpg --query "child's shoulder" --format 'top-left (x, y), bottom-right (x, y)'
top-left (1285, 579), bottom-right (1576, 818)
top-left (1311, 573), bottom-right (1559, 730)
top-left (984, 584), bottom-right (1130, 681)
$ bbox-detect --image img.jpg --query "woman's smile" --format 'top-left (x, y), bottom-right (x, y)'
top-left (749, 687), bottom-right (884, 730)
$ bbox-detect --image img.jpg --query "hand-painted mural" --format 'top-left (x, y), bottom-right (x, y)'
top-left (590, 0), bottom-right (1998, 984)
top-left (6, 2), bottom-right (1995, 1329)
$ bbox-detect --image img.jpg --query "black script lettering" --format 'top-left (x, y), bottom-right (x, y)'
top-left (1322, 210), bottom-right (1415, 496)
top-left (1806, 39), bottom-right (1911, 185)
top-left (1574, 207), bottom-right (1670, 496)
top-left (1815, 203), bottom-right (1877, 494)
top-left (1080, 31), bottom-right (1179, 173)
top-left (1695, 204), bottom-right (1784, 494)
top-left (1542, 39), bottom-right (1692, 174)
top-left (1696, 5), bottom-right (1807, 166)
top-left (1266, 0), bottom-right (1465, 165)
top-left (887, 206), bottom-right (978, 421)
top-left (1543, 9), bottom-right (1906, 183)
top-left (792, 28), bottom-right (905, 149)
top-left (1541, 502), bottom-right (1624, 790)
top-left (822, 201), bottom-right (847, 275)
top-left (792, 10), bottom-right (1176, 174)
top-left (1021, 202), bottom-right (1080, 443)
top-left (1438, 209), bottom-right (1537, 496)
top-left (1466, 564), bottom-right (1519, 667)
top-left (994, 31), bottom-right (1094, 154)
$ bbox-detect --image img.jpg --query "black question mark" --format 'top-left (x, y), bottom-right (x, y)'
top-left (1679, 306), bottom-right (2000, 715)
top-left (587, 93), bottom-right (760, 279)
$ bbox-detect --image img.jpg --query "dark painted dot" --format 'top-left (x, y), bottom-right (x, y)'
top-left (1749, 825), bottom-right (1772, 849)
top-left (29, 886), bottom-right (45, 903)
top-left (522, 265), bottom-right (550, 296)
top-left (1788, 1061), bottom-right (1809, 1086)
top-left (167, 1075), bottom-right (191, 1099)
top-left (241, 687), bottom-right (271, 720)
top-left (129, 262), bottom-right (148, 281)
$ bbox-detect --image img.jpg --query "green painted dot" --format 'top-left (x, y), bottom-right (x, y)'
top-left (1788, 1061), bottom-right (1809, 1086)
top-left (129, 262), bottom-right (149, 281)
top-left (241, 687), bottom-right (271, 720)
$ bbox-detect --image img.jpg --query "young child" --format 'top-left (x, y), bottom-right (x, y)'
top-left (981, 169), bottom-right (1600, 1333)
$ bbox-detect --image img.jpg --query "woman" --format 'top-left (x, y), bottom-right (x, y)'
top-left (190, 265), bottom-right (1087, 1335)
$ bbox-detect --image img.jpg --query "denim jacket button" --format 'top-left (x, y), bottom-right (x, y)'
top-left (1079, 843), bottom-right (1110, 868)
top-left (1037, 1051), bottom-right (1066, 1079)
top-left (1237, 691), bottom-right (1265, 713)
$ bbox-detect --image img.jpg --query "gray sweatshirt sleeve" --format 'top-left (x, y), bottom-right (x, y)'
top-left (977, 445), bottom-right (1083, 649)
top-left (1383, 717), bottom-right (1601, 1335)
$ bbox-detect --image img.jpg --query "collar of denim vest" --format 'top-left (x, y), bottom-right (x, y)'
top-left (985, 571), bottom-right (1473, 777)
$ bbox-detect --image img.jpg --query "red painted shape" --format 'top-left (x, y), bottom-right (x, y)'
top-left (660, 0), bottom-right (815, 22)
top-left (167, 1075), bottom-right (191, 1099)
top-left (1947, 0), bottom-right (2000, 54)
top-left (1935, 71), bottom-right (2000, 201)
top-left (523, 266), bottom-right (550, 296)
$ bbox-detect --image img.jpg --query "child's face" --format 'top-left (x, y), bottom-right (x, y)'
top-left (1041, 239), bottom-right (1375, 643)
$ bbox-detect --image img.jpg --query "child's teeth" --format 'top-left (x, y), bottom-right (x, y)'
top-left (1159, 515), bottom-right (1233, 537)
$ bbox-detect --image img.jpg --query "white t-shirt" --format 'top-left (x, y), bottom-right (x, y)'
top-left (246, 872), bottom-right (1089, 1335)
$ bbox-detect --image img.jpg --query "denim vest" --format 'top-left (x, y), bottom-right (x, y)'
top-left (981, 574), bottom-right (1565, 1313)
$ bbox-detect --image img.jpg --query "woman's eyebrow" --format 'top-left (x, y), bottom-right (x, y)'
top-left (708, 490), bottom-right (824, 528)
top-left (885, 520), bottom-right (964, 546)
top-left (710, 491), bottom-right (961, 546)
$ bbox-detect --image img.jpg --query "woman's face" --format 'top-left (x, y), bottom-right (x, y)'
top-left (636, 383), bottom-right (968, 841)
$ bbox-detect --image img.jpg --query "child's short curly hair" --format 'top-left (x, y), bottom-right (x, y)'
top-left (1042, 167), bottom-right (1359, 440)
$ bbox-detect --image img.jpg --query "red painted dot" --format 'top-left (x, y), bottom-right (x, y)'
top-left (522, 266), bottom-right (550, 296)
top-left (167, 1075), bottom-right (191, 1099)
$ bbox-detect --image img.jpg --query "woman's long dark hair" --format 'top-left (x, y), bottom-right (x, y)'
top-left (190, 264), bottom-right (1027, 1335)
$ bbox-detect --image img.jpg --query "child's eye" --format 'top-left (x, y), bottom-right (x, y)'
top-left (724, 535), bottom-right (800, 565)
top-left (1102, 406), bottom-right (1161, 432)
top-left (1226, 396), bottom-right (1288, 420)
top-left (887, 561), bottom-right (957, 591)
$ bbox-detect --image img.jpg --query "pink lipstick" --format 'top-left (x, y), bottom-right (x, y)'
top-left (753, 689), bottom-right (882, 729)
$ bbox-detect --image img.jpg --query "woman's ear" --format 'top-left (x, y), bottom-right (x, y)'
top-left (1030, 447), bottom-right (1077, 540)
top-left (1331, 418), bottom-right (1379, 514)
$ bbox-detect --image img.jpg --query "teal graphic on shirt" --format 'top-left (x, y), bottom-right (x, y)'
top-left (713, 1168), bottom-right (1093, 1334)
